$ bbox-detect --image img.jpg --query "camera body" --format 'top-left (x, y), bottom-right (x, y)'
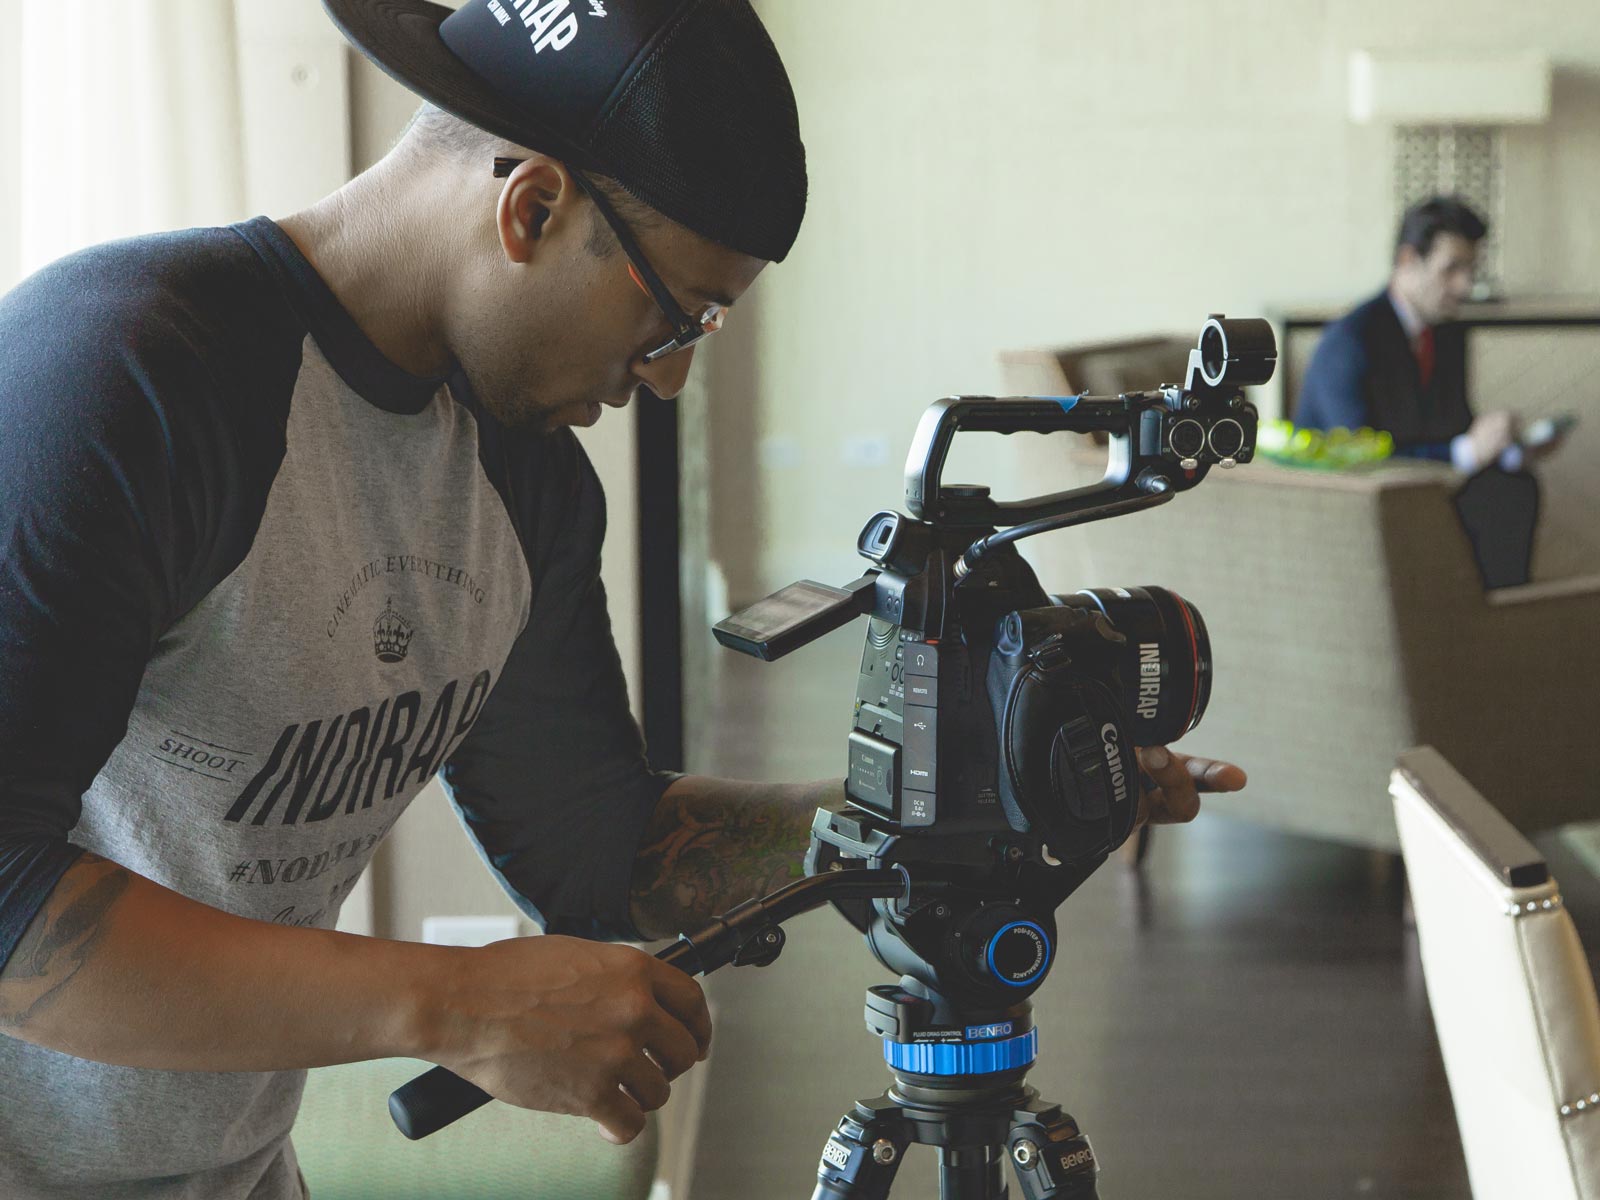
top-left (714, 316), bottom-right (1273, 1007)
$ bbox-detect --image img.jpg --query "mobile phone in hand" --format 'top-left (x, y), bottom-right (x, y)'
top-left (1522, 413), bottom-right (1577, 449)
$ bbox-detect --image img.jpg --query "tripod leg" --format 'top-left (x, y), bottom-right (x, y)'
top-left (813, 1106), bottom-right (911, 1200)
top-left (1007, 1100), bottom-right (1100, 1199)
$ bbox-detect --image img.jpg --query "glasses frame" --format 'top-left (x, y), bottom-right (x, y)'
top-left (493, 156), bottom-right (721, 363)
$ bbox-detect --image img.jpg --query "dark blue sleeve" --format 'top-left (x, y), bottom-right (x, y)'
top-left (1398, 439), bottom-right (1454, 462)
top-left (439, 429), bottom-right (676, 941)
top-left (0, 233), bottom-right (296, 972)
top-left (1295, 323), bottom-right (1369, 433)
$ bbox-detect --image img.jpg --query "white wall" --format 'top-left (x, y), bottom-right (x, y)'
top-left (3, 0), bottom-right (247, 287)
top-left (707, 0), bottom-right (1600, 604)
top-left (234, 0), bottom-right (348, 220)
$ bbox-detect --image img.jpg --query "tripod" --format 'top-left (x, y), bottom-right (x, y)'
top-left (812, 984), bottom-right (1099, 1200)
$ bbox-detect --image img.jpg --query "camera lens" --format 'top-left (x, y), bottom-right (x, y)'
top-left (1054, 586), bottom-right (1212, 745)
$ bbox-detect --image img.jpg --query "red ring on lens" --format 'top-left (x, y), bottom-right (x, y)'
top-left (1174, 593), bottom-right (1203, 736)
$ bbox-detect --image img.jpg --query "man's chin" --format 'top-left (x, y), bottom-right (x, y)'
top-left (495, 390), bottom-right (633, 434)
top-left (562, 391), bottom-right (638, 428)
top-left (566, 400), bottom-right (605, 429)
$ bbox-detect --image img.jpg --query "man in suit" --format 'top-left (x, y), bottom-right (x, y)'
top-left (1297, 196), bottom-right (1562, 585)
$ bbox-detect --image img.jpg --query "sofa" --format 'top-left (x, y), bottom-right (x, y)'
top-left (1017, 457), bottom-right (1600, 849)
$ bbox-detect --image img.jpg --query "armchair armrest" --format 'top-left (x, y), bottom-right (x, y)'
top-left (1488, 572), bottom-right (1600, 608)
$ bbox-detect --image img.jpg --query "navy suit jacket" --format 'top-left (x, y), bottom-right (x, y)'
top-left (1296, 290), bottom-right (1472, 462)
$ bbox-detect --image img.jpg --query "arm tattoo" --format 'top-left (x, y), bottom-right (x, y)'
top-left (0, 853), bottom-right (131, 1031)
top-left (629, 779), bottom-right (840, 941)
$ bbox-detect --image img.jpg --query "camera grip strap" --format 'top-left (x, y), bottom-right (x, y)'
top-left (989, 611), bottom-right (1139, 863)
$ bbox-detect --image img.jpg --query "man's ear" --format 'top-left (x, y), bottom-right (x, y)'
top-left (1394, 243), bottom-right (1422, 272)
top-left (496, 156), bottom-right (577, 265)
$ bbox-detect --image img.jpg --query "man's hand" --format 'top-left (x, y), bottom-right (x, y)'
top-left (1464, 410), bottom-right (1520, 471)
top-left (429, 936), bottom-right (711, 1145)
top-left (1134, 744), bottom-right (1247, 827)
top-left (1524, 421), bottom-right (1572, 465)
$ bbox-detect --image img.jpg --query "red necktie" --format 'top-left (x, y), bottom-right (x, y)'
top-left (1416, 326), bottom-right (1435, 390)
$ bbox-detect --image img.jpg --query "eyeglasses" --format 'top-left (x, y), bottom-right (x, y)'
top-left (493, 157), bottom-right (727, 363)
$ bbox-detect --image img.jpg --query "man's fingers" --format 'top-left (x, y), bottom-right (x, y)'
top-left (1134, 745), bottom-right (1247, 827)
top-left (649, 965), bottom-right (713, 1060)
top-left (616, 1052), bottom-right (672, 1114)
top-left (1181, 755), bottom-right (1247, 793)
top-left (590, 1087), bottom-right (648, 1145)
top-left (1135, 757), bottom-right (1198, 825)
top-left (1138, 745), bottom-right (1199, 806)
top-left (1141, 785), bottom-right (1199, 825)
top-left (639, 1010), bottom-right (702, 1081)
top-left (592, 1051), bottom-right (673, 1144)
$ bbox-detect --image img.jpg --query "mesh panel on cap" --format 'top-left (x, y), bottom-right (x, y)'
top-left (590, 0), bottom-right (807, 262)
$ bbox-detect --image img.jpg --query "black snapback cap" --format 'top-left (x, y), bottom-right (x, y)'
top-left (322, 0), bottom-right (807, 261)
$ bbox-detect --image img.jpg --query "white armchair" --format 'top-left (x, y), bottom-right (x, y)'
top-left (1392, 745), bottom-right (1600, 1198)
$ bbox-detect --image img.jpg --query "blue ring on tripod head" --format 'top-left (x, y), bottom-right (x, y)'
top-left (884, 1029), bottom-right (1039, 1076)
top-left (987, 920), bottom-right (1052, 988)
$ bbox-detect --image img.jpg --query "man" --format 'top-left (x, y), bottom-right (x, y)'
top-left (0, 2), bottom-right (1244, 1196)
top-left (1297, 195), bottom-right (1562, 584)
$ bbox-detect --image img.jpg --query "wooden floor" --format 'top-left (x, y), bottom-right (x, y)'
top-left (685, 631), bottom-right (1479, 1199)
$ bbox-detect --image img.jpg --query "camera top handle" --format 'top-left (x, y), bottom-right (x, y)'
top-left (905, 394), bottom-right (1153, 528)
top-left (904, 315), bottom-right (1274, 530)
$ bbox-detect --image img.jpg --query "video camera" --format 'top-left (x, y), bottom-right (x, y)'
top-left (714, 315), bottom-right (1273, 1009)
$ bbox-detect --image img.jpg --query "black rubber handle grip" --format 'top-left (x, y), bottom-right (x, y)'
top-left (388, 1066), bottom-right (493, 1141)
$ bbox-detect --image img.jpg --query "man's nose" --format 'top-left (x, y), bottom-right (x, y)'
top-left (633, 344), bottom-right (698, 401)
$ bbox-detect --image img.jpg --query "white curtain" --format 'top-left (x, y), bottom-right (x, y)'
top-left (5, 0), bottom-right (247, 285)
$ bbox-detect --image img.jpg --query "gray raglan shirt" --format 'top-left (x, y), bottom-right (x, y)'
top-left (0, 218), bottom-right (673, 1198)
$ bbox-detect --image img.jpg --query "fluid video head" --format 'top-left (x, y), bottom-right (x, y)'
top-left (713, 316), bottom-right (1273, 1011)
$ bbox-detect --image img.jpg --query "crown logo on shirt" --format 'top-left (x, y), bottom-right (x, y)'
top-left (373, 598), bottom-right (415, 664)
